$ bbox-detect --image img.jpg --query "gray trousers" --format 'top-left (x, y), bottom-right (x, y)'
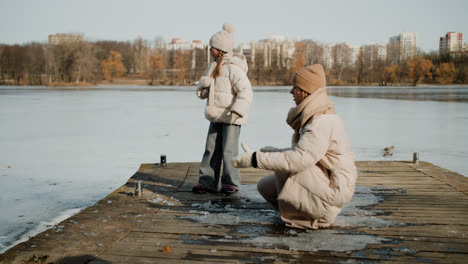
top-left (257, 172), bottom-right (290, 211)
top-left (198, 122), bottom-right (241, 191)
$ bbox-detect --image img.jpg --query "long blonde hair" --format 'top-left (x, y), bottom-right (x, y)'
top-left (212, 50), bottom-right (226, 79)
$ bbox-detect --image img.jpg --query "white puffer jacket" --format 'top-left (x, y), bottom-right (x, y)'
top-left (196, 53), bottom-right (252, 125)
top-left (256, 113), bottom-right (358, 229)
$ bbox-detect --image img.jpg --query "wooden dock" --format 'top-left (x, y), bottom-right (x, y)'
top-left (1, 161), bottom-right (467, 264)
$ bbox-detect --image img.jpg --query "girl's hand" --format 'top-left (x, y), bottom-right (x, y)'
top-left (229, 111), bottom-right (241, 119)
top-left (196, 87), bottom-right (209, 99)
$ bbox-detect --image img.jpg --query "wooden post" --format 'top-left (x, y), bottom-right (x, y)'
top-left (134, 180), bottom-right (142, 197)
top-left (413, 152), bottom-right (419, 164)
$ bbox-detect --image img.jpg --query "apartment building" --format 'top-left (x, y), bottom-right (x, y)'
top-left (387, 32), bottom-right (417, 64)
top-left (321, 43), bottom-right (360, 69)
top-left (322, 44), bottom-right (333, 69)
top-left (164, 38), bottom-right (204, 51)
top-left (237, 35), bottom-right (296, 68)
top-left (348, 44), bottom-right (361, 65)
top-left (361, 43), bottom-right (387, 65)
top-left (48, 33), bottom-right (83, 45)
top-left (439, 32), bottom-right (464, 56)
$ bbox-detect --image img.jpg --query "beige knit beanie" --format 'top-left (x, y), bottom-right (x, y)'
top-left (292, 64), bottom-right (326, 94)
top-left (209, 22), bottom-right (235, 53)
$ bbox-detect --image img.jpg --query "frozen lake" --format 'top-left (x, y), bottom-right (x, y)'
top-left (1, 85), bottom-right (467, 253)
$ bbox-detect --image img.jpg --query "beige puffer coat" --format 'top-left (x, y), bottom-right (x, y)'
top-left (256, 89), bottom-right (357, 229)
top-left (196, 53), bottom-right (252, 125)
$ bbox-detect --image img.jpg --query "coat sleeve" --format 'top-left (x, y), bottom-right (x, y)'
top-left (229, 66), bottom-right (252, 117)
top-left (256, 116), bottom-right (332, 174)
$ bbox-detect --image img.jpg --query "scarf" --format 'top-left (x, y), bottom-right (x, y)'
top-left (286, 87), bottom-right (335, 133)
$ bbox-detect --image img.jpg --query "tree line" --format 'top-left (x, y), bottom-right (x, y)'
top-left (1, 37), bottom-right (467, 86)
top-left (0, 36), bottom-right (209, 86)
top-left (291, 40), bottom-right (467, 86)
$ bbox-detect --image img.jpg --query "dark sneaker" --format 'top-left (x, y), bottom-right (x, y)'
top-left (192, 184), bottom-right (217, 194)
top-left (192, 184), bottom-right (208, 194)
top-left (220, 186), bottom-right (238, 195)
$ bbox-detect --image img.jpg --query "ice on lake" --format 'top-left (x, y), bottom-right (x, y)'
top-left (0, 85), bottom-right (467, 253)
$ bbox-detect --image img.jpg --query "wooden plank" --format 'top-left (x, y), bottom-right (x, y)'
top-left (3, 160), bottom-right (468, 264)
top-left (95, 254), bottom-right (239, 264)
top-left (89, 161), bottom-right (468, 263)
top-left (357, 225), bottom-right (468, 238)
top-left (357, 176), bottom-right (444, 182)
top-left (358, 170), bottom-right (418, 174)
top-left (104, 234), bottom-right (468, 263)
top-left (356, 161), bottom-right (416, 166)
top-left (102, 234), bottom-right (302, 263)
top-left (413, 165), bottom-right (468, 194)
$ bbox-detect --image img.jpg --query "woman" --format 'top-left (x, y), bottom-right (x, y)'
top-left (233, 64), bottom-right (357, 229)
top-left (193, 23), bottom-right (253, 195)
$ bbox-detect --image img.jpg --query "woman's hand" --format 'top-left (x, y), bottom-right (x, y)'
top-left (232, 143), bottom-right (253, 168)
top-left (260, 146), bottom-right (281, 152)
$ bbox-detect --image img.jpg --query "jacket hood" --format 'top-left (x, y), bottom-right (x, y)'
top-left (224, 53), bottom-right (248, 73)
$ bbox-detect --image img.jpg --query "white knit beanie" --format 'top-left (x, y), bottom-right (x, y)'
top-left (209, 22), bottom-right (235, 53)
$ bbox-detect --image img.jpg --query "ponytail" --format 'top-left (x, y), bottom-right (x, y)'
top-left (212, 51), bottom-right (226, 79)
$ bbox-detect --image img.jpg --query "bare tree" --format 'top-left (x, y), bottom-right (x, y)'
top-left (250, 47), bottom-right (265, 85)
top-left (148, 48), bottom-right (165, 85)
top-left (193, 47), bottom-right (208, 80)
top-left (303, 40), bottom-right (323, 65)
top-left (174, 49), bottom-right (191, 85)
top-left (1, 45), bottom-right (27, 84)
top-left (0, 45), bottom-right (4, 84)
top-left (133, 37), bottom-right (150, 75)
top-left (355, 49), bottom-right (370, 84)
top-left (24, 42), bottom-right (46, 85)
top-left (330, 43), bottom-right (351, 83)
top-left (72, 41), bottom-right (99, 83)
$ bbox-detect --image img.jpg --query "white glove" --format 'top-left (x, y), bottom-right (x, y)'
top-left (232, 143), bottom-right (253, 168)
top-left (260, 146), bottom-right (281, 152)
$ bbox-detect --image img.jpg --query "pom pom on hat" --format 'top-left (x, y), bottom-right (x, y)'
top-left (223, 22), bottom-right (234, 33)
top-left (209, 22), bottom-right (235, 53)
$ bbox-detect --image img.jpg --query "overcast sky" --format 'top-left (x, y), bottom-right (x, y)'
top-left (1, 0), bottom-right (467, 52)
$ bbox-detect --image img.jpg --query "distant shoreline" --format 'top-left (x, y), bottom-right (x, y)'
top-left (2, 82), bottom-right (468, 88)
top-left (1, 84), bottom-right (467, 102)
top-left (2, 78), bottom-right (468, 88)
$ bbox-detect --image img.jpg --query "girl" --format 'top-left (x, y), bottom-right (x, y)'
top-left (193, 23), bottom-right (253, 195)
